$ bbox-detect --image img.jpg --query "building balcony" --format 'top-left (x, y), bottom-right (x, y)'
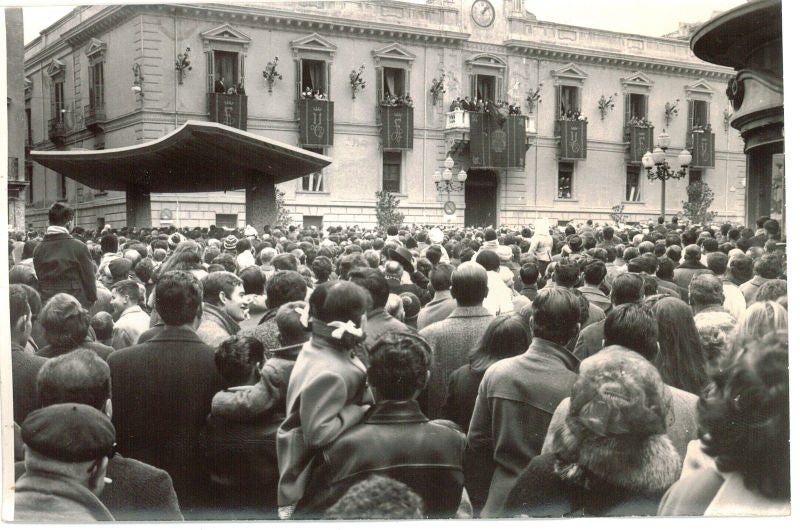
top-left (688, 127), bottom-right (716, 168)
top-left (625, 125), bottom-right (654, 164)
top-left (208, 93), bottom-right (248, 130)
top-left (444, 110), bottom-right (530, 169)
top-left (84, 103), bottom-right (107, 131)
top-left (47, 117), bottom-right (66, 145)
top-left (298, 98), bottom-right (334, 147)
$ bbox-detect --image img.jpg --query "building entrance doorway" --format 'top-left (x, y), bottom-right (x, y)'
top-left (464, 169), bottom-right (497, 227)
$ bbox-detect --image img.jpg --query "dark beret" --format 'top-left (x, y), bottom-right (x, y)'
top-left (22, 403), bottom-right (115, 463)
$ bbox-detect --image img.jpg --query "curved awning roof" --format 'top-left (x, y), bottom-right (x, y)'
top-left (30, 120), bottom-right (332, 192)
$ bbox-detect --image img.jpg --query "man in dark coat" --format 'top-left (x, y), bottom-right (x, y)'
top-left (33, 202), bottom-right (96, 309)
top-left (295, 332), bottom-right (465, 518)
top-left (108, 271), bottom-right (224, 519)
top-left (466, 288), bottom-right (582, 516)
top-left (15, 349), bottom-right (183, 521)
top-left (9, 285), bottom-right (46, 424)
top-left (672, 244), bottom-right (712, 293)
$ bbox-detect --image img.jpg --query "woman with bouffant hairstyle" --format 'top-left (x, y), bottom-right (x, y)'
top-left (659, 331), bottom-right (789, 516)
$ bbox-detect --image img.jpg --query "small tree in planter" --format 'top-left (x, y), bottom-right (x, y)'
top-left (681, 181), bottom-right (717, 225)
top-left (375, 190), bottom-right (405, 230)
top-left (274, 187), bottom-right (294, 230)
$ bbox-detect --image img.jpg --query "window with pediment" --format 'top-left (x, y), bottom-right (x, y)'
top-left (201, 24), bottom-right (251, 93)
top-left (46, 59), bottom-right (66, 122)
top-left (467, 55), bottom-right (506, 105)
top-left (621, 71), bottom-right (653, 124)
top-left (291, 33), bottom-right (337, 100)
top-left (85, 38), bottom-right (107, 109)
top-left (552, 63), bottom-right (588, 117)
top-left (373, 43), bottom-right (415, 103)
top-left (685, 79), bottom-right (714, 130)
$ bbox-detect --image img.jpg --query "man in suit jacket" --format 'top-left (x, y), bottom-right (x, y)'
top-left (417, 264), bottom-right (457, 330)
top-left (17, 349), bottom-right (184, 521)
top-left (33, 202), bottom-right (96, 309)
top-left (419, 262), bottom-right (495, 420)
top-left (108, 271), bottom-right (224, 519)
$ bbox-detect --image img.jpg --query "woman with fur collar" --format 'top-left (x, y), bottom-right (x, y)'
top-left (505, 346), bottom-right (681, 517)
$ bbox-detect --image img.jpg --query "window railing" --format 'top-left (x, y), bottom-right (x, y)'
top-left (47, 117), bottom-right (66, 144)
top-left (84, 103), bottom-right (107, 129)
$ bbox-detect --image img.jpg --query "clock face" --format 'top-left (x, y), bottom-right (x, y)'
top-left (471, 0), bottom-right (495, 28)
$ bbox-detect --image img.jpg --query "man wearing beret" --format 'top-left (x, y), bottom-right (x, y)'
top-left (15, 403), bottom-right (116, 521)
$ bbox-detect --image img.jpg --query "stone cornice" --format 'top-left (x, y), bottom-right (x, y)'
top-left (505, 39), bottom-right (733, 80)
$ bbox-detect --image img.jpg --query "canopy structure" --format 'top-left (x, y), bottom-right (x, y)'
top-left (30, 120), bottom-right (332, 227)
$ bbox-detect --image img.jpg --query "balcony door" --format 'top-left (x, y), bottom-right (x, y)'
top-left (465, 169), bottom-right (497, 228)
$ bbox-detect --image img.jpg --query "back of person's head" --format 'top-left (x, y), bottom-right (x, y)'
top-left (694, 310), bottom-right (738, 373)
top-left (275, 301), bottom-right (311, 346)
top-left (484, 228), bottom-right (497, 242)
top-left (9, 265), bottom-right (38, 290)
top-left (638, 241), bottom-right (655, 255)
top-left (235, 238), bottom-right (252, 255)
top-left (325, 474), bottom-right (424, 520)
top-left (470, 314), bottom-right (530, 371)
top-left (566, 346), bottom-right (671, 441)
top-left (259, 246), bottom-right (278, 266)
top-left (425, 245), bottom-right (443, 265)
top-left (202, 271), bottom-right (242, 306)
top-left (531, 288), bottom-right (581, 345)
top-left (754, 279), bottom-right (788, 303)
top-left (602, 226), bottom-right (615, 240)
top-left (475, 249), bottom-right (500, 272)
top-left (520, 262), bottom-right (539, 286)
top-left (9, 284), bottom-right (31, 339)
top-left (338, 253), bottom-right (370, 279)
top-left (728, 253), bottom-right (754, 284)
top-left (309, 280), bottom-right (369, 325)
top-left (684, 244), bottom-right (702, 262)
top-left (349, 267), bottom-right (391, 309)
top-left (210, 253), bottom-right (237, 273)
top-left (610, 273), bottom-right (644, 305)
top-left (368, 332), bottom-right (431, 400)
top-left (48, 202), bottom-right (74, 226)
top-left (239, 266), bottom-right (266, 296)
top-left (311, 255), bottom-right (334, 282)
top-left (40, 293), bottom-right (90, 349)
top-left (688, 273), bottom-right (724, 307)
top-left (214, 336), bottom-right (264, 387)
top-left (655, 256), bottom-right (675, 282)
top-left (582, 259), bottom-right (606, 285)
top-left (603, 303), bottom-right (659, 360)
top-left (567, 235), bottom-right (583, 253)
top-left (266, 270), bottom-right (308, 309)
top-left (763, 219), bottom-right (780, 236)
top-left (754, 253), bottom-right (783, 279)
top-left (155, 270), bottom-right (203, 326)
top-left (36, 349), bottom-right (110, 410)
top-left (100, 233), bottom-right (119, 254)
top-left (648, 296), bottom-right (708, 394)
top-left (622, 246), bottom-right (639, 262)
top-left (90, 312), bottom-right (114, 342)
top-left (698, 331), bottom-right (788, 500)
top-left (702, 238), bottom-right (719, 254)
top-left (553, 258), bottom-right (580, 288)
top-left (429, 263), bottom-right (455, 292)
top-left (273, 253), bottom-right (299, 272)
top-left (735, 301), bottom-right (788, 343)
top-left (705, 251), bottom-right (728, 276)
top-left (450, 261), bottom-right (488, 306)
top-left (363, 249), bottom-right (382, 269)
top-left (21, 239), bottom-right (39, 261)
top-left (386, 225), bottom-right (399, 236)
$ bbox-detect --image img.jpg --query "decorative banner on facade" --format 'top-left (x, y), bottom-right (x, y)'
top-left (691, 129), bottom-right (715, 168)
top-left (629, 125), bottom-right (653, 163)
top-left (469, 113), bottom-right (526, 168)
top-left (380, 105), bottom-right (414, 150)
top-left (299, 99), bottom-right (334, 147)
top-left (557, 120), bottom-right (587, 160)
top-left (209, 93), bottom-right (248, 131)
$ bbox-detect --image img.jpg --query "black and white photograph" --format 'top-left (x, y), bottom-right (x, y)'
top-left (0, 0), bottom-right (793, 524)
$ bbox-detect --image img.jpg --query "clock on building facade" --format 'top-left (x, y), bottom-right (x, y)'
top-left (471, 0), bottom-right (495, 28)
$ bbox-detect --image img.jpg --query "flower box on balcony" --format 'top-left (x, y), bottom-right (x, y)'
top-left (47, 117), bottom-right (66, 145)
top-left (84, 103), bottom-right (107, 131)
top-left (208, 93), bottom-right (248, 130)
top-left (380, 104), bottom-right (414, 150)
top-left (298, 98), bottom-right (334, 147)
top-left (556, 119), bottom-right (587, 160)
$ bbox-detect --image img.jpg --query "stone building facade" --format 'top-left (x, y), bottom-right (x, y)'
top-left (22, 0), bottom-right (745, 231)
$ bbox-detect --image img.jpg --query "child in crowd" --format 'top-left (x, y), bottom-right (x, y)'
top-left (210, 300), bottom-right (310, 420)
top-left (276, 280), bottom-right (374, 519)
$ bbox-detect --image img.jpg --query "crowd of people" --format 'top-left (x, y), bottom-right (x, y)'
top-left (6, 202), bottom-right (789, 520)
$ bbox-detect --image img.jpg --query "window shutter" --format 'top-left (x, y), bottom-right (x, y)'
top-left (326, 62), bottom-right (332, 96)
top-left (377, 66), bottom-right (384, 103)
top-left (404, 67), bottom-right (410, 95)
top-left (50, 83), bottom-right (56, 119)
top-left (207, 52), bottom-right (214, 93)
top-left (576, 87), bottom-right (582, 114)
top-left (686, 99), bottom-right (695, 129)
top-left (555, 84), bottom-right (562, 118)
top-left (624, 92), bottom-right (631, 124)
top-left (470, 74), bottom-right (476, 99)
top-left (496, 76), bottom-right (504, 103)
top-left (239, 54), bottom-right (246, 87)
top-left (296, 59), bottom-right (302, 100)
top-left (643, 94), bottom-right (649, 120)
top-left (704, 101), bottom-right (710, 127)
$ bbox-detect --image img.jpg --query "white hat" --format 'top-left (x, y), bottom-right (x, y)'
top-left (430, 227), bottom-right (444, 244)
top-left (244, 225), bottom-right (258, 238)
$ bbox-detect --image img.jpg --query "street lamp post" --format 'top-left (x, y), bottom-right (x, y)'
top-left (434, 156), bottom-right (468, 195)
top-left (641, 131), bottom-right (693, 219)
